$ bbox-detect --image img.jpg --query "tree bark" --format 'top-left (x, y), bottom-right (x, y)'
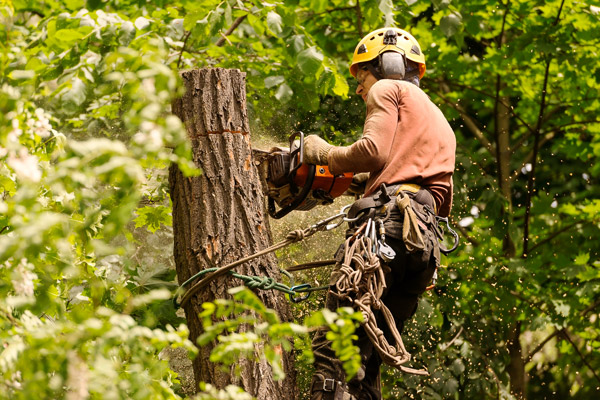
top-left (506, 321), bottom-right (526, 399)
top-left (169, 68), bottom-right (297, 399)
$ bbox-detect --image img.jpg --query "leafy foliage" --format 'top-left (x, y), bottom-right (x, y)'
top-left (197, 287), bottom-right (362, 381)
top-left (2, 0), bottom-right (600, 399)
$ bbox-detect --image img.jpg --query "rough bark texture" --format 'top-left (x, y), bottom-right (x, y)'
top-left (169, 68), bottom-right (297, 399)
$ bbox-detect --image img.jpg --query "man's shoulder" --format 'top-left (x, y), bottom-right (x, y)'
top-left (371, 79), bottom-right (425, 97)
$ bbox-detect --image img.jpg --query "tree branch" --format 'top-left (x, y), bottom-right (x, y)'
top-left (528, 220), bottom-right (590, 253)
top-left (526, 329), bottom-right (563, 362)
top-left (215, 15), bottom-right (248, 47)
top-left (431, 86), bottom-right (495, 154)
top-left (508, 130), bottom-right (556, 185)
top-left (177, 30), bottom-right (192, 69)
top-left (355, 0), bottom-right (363, 38)
top-left (522, 57), bottom-right (551, 257)
top-left (525, 296), bottom-right (599, 361)
top-left (561, 329), bottom-right (600, 385)
top-left (303, 6), bottom-right (356, 16)
top-left (439, 81), bottom-right (535, 136)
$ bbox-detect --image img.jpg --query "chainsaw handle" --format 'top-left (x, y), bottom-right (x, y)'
top-left (288, 131), bottom-right (304, 176)
top-left (269, 163), bottom-right (316, 219)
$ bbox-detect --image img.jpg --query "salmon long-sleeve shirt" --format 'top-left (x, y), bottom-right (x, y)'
top-left (327, 79), bottom-right (456, 217)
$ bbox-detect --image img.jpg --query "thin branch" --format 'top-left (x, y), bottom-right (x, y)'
top-left (355, 0), bottom-right (363, 38)
top-left (545, 119), bottom-right (600, 134)
top-left (525, 296), bottom-right (599, 361)
top-left (452, 218), bottom-right (481, 247)
top-left (302, 6), bottom-right (355, 16)
top-left (508, 130), bottom-right (556, 185)
top-left (177, 30), bottom-right (192, 69)
top-left (522, 57), bottom-right (551, 257)
top-left (431, 87), bottom-right (495, 154)
top-left (439, 326), bottom-right (464, 351)
top-left (561, 329), bottom-right (600, 385)
top-left (528, 220), bottom-right (590, 253)
top-left (553, 0), bottom-right (566, 26)
top-left (0, 226), bottom-right (8, 235)
top-left (215, 15), bottom-right (247, 47)
top-left (441, 80), bottom-right (535, 136)
top-left (526, 329), bottom-right (563, 362)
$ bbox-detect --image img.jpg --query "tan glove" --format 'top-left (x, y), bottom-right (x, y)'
top-left (346, 172), bottom-right (369, 196)
top-left (303, 135), bottom-right (333, 165)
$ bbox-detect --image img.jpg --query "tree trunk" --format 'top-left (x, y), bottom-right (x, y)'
top-left (169, 68), bottom-right (297, 399)
top-left (506, 321), bottom-right (526, 399)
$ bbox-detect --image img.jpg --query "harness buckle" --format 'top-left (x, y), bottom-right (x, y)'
top-left (322, 378), bottom-right (336, 392)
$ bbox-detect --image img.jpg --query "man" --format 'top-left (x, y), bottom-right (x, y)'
top-left (305, 28), bottom-right (456, 400)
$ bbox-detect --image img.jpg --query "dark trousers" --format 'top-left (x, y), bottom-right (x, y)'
top-left (311, 191), bottom-right (440, 400)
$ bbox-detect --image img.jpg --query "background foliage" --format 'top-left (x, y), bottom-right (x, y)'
top-left (1, 0), bottom-right (599, 399)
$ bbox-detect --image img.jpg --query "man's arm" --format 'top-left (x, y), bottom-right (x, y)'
top-left (328, 82), bottom-right (401, 175)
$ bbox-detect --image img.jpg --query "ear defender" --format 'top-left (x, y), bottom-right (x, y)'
top-left (379, 52), bottom-right (406, 80)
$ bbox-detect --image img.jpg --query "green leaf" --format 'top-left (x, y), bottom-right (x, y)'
top-left (297, 46), bottom-right (324, 76)
top-left (266, 11), bottom-right (283, 36)
top-left (274, 83), bottom-right (293, 103)
top-left (574, 253), bottom-right (590, 265)
top-left (440, 13), bottom-right (462, 37)
top-left (134, 205), bottom-right (172, 233)
top-left (264, 75), bottom-right (285, 88)
top-left (378, 0), bottom-right (394, 26)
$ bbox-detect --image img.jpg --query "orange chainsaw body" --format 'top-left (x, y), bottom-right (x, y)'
top-left (257, 132), bottom-right (354, 219)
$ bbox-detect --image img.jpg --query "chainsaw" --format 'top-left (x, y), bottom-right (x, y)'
top-left (253, 132), bottom-right (354, 219)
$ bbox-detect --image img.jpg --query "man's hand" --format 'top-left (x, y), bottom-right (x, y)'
top-left (346, 172), bottom-right (369, 196)
top-left (303, 135), bottom-right (333, 165)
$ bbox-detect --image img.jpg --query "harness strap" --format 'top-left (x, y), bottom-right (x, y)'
top-left (311, 374), bottom-right (348, 400)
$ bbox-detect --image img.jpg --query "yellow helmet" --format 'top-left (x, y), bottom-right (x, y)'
top-left (349, 28), bottom-right (426, 79)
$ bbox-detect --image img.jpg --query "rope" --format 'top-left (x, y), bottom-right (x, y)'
top-left (285, 259), bottom-right (337, 272)
top-left (332, 223), bottom-right (429, 376)
top-left (176, 209), bottom-right (349, 308)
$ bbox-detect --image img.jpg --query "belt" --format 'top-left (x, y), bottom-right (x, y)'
top-left (348, 183), bottom-right (435, 221)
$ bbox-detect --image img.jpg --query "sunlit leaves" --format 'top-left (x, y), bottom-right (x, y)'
top-left (134, 205), bottom-right (172, 233)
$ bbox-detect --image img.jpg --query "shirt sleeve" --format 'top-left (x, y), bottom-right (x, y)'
top-left (327, 81), bottom-right (401, 175)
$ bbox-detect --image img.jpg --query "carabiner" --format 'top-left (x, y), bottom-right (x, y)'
top-left (289, 283), bottom-right (312, 303)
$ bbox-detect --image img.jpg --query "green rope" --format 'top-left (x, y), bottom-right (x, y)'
top-left (174, 268), bottom-right (330, 307)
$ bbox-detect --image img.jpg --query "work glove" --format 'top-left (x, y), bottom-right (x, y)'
top-left (346, 172), bottom-right (369, 196)
top-left (303, 135), bottom-right (333, 165)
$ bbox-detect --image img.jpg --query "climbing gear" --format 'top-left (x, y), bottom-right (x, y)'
top-left (304, 134), bottom-right (334, 166)
top-left (346, 183), bottom-right (458, 255)
top-left (311, 374), bottom-right (352, 400)
top-left (396, 191), bottom-right (425, 253)
top-left (333, 216), bottom-right (429, 376)
top-left (350, 28), bottom-right (426, 80)
top-left (254, 131), bottom-right (353, 219)
top-left (174, 206), bottom-right (355, 308)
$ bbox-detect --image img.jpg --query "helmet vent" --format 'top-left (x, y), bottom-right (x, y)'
top-left (357, 44), bottom-right (368, 54)
top-left (410, 44), bottom-right (421, 55)
top-left (383, 29), bottom-right (397, 45)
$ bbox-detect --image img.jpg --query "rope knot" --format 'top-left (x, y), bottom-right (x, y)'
top-left (286, 229), bottom-right (305, 242)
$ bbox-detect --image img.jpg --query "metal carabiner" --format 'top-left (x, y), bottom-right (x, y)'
top-left (289, 284), bottom-right (312, 303)
top-left (435, 216), bottom-right (459, 254)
